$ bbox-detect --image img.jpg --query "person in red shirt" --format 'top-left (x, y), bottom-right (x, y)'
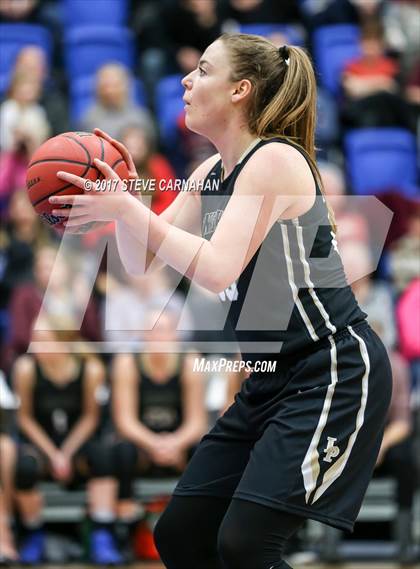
top-left (342, 21), bottom-right (399, 100)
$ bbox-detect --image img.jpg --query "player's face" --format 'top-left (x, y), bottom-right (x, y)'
top-left (181, 40), bottom-right (235, 137)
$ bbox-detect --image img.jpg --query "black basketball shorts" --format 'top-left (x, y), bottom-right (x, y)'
top-left (174, 320), bottom-right (392, 531)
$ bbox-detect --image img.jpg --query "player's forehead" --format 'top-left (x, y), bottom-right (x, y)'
top-left (200, 40), bottom-right (230, 72)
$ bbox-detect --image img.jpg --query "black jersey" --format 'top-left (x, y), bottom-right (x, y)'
top-left (137, 356), bottom-right (183, 433)
top-left (32, 360), bottom-right (84, 446)
top-left (200, 137), bottom-right (366, 364)
top-left (33, 361), bottom-right (85, 447)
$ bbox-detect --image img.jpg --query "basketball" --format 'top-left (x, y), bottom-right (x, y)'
top-left (26, 131), bottom-right (130, 232)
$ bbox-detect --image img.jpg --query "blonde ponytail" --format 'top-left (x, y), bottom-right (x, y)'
top-left (220, 33), bottom-right (337, 232)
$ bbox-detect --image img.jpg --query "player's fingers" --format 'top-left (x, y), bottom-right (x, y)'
top-left (49, 195), bottom-right (88, 206)
top-left (51, 207), bottom-right (86, 218)
top-left (94, 129), bottom-right (137, 177)
top-left (94, 158), bottom-right (119, 180)
top-left (57, 171), bottom-right (86, 188)
top-left (93, 127), bottom-right (113, 143)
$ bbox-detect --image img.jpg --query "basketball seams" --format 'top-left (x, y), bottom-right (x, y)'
top-left (26, 132), bottom-right (130, 230)
top-left (29, 134), bottom-right (101, 208)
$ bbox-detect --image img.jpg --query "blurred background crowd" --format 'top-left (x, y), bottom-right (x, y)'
top-left (0, 0), bottom-right (419, 565)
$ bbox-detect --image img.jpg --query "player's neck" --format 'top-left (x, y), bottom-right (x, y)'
top-left (213, 127), bottom-right (260, 181)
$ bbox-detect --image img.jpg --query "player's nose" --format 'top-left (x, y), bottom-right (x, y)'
top-left (181, 72), bottom-right (193, 90)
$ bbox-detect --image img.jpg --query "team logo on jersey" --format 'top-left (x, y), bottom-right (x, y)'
top-left (323, 436), bottom-right (340, 463)
top-left (218, 281), bottom-right (239, 302)
top-left (202, 209), bottom-right (224, 237)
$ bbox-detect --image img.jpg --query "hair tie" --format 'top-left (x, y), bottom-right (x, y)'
top-left (278, 45), bottom-right (290, 67)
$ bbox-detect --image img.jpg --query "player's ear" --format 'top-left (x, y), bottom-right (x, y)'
top-left (231, 79), bottom-right (252, 104)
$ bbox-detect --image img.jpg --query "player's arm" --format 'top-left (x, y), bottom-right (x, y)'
top-left (13, 356), bottom-right (58, 459)
top-left (115, 153), bottom-right (220, 276)
top-left (60, 358), bottom-right (103, 458)
top-left (52, 144), bottom-right (306, 292)
top-left (169, 353), bottom-right (207, 449)
top-left (116, 143), bottom-right (302, 292)
top-left (111, 353), bottom-right (160, 452)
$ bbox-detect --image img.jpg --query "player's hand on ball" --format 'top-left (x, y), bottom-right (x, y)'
top-left (51, 159), bottom-right (131, 227)
top-left (93, 127), bottom-right (138, 181)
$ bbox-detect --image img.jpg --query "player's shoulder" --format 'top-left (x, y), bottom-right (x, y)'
top-left (239, 139), bottom-right (315, 197)
top-left (250, 139), bottom-right (308, 172)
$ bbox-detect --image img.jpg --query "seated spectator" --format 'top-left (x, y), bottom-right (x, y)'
top-left (319, 161), bottom-right (369, 246)
top-left (0, 371), bottom-right (18, 563)
top-left (0, 70), bottom-right (50, 152)
top-left (219, 0), bottom-right (300, 28)
top-left (389, 202), bottom-right (420, 294)
top-left (396, 278), bottom-right (420, 363)
top-left (404, 57), bottom-right (420, 105)
top-left (13, 322), bottom-right (122, 565)
top-left (163, 0), bottom-right (221, 74)
top-left (340, 21), bottom-right (413, 130)
top-left (340, 241), bottom-right (396, 347)
top-left (0, 0), bottom-right (40, 23)
top-left (403, 57), bottom-right (420, 132)
top-left (383, 0), bottom-right (420, 79)
top-left (119, 124), bottom-right (178, 214)
top-left (7, 245), bottom-right (101, 365)
top-left (341, 240), bottom-right (417, 563)
top-left (0, 189), bottom-right (51, 307)
top-left (104, 269), bottom-right (186, 345)
top-left (373, 360), bottom-right (417, 563)
top-left (78, 64), bottom-right (155, 140)
top-left (111, 307), bottom-right (207, 557)
top-left (11, 46), bottom-right (69, 135)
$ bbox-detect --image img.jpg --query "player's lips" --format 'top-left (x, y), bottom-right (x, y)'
top-left (183, 96), bottom-right (191, 109)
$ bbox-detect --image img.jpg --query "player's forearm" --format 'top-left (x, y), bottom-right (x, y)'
top-left (60, 415), bottom-right (98, 458)
top-left (119, 195), bottom-right (223, 292)
top-left (117, 417), bottom-right (158, 452)
top-left (18, 415), bottom-right (57, 459)
top-left (115, 218), bottom-right (159, 275)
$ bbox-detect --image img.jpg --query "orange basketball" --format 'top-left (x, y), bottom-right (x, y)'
top-left (26, 131), bottom-right (130, 233)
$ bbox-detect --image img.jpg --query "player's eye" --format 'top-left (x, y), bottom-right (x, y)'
top-left (198, 67), bottom-right (206, 76)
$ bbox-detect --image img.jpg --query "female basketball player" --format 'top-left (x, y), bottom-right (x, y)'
top-left (51, 34), bottom-right (392, 569)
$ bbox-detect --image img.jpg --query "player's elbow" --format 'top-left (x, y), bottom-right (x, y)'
top-left (202, 272), bottom-right (230, 294)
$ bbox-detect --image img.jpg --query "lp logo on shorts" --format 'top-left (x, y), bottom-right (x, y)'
top-left (323, 437), bottom-right (340, 463)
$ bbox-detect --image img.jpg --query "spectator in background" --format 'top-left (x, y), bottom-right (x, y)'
top-left (163, 0), bottom-right (221, 74)
top-left (13, 322), bottom-right (122, 565)
top-left (119, 124), bottom-right (178, 214)
top-left (301, 0), bottom-right (384, 32)
top-left (340, 21), bottom-right (414, 131)
top-left (11, 46), bottom-right (69, 135)
top-left (7, 245), bottom-right (101, 367)
top-left (383, 0), bottom-right (420, 80)
top-left (111, 307), bottom-right (207, 558)
top-left (79, 64), bottom-right (155, 140)
top-left (0, 371), bottom-right (18, 563)
top-left (0, 71), bottom-right (50, 152)
top-left (341, 240), bottom-right (417, 563)
top-left (219, 0), bottom-right (300, 28)
top-left (0, 0), bottom-right (39, 22)
top-left (389, 202), bottom-right (420, 294)
top-left (0, 189), bottom-right (51, 307)
top-left (104, 269), bottom-right (186, 345)
top-left (319, 161), bottom-right (370, 246)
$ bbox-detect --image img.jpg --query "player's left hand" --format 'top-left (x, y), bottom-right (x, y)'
top-left (50, 159), bottom-right (131, 227)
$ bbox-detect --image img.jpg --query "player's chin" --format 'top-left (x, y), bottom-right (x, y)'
top-left (184, 115), bottom-right (206, 137)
